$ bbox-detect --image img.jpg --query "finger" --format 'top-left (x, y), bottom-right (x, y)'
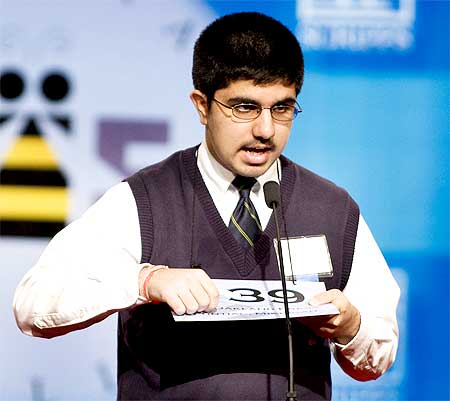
top-left (298, 315), bottom-right (335, 329)
top-left (165, 291), bottom-right (188, 316)
top-left (194, 270), bottom-right (220, 311)
top-left (177, 289), bottom-right (202, 315)
top-left (188, 283), bottom-right (212, 312)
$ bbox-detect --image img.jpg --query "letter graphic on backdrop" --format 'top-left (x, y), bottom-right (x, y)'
top-left (297, 0), bottom-right (416, 51)
top-left (97, 119), bottom-right (168, 177)
top-left (0, 69), bottom-right (71, 237)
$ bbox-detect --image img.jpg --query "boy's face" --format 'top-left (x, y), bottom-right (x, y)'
top-left (191, 80), bottom-right (297, 177)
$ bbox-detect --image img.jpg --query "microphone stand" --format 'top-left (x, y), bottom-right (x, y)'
top-left (271, 201), bottom-right (297, 401)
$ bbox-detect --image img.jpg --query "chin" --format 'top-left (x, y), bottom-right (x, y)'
top-left (238, 165), bottom-right (270, 178)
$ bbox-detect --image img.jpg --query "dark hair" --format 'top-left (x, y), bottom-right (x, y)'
top-left (192, 12), bottom-right (304, 101)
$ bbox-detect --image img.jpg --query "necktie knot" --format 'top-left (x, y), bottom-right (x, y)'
top-left (232, 176), bottom-right (257, 198)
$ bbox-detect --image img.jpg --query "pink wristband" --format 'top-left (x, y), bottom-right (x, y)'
top-left (141, 265), bottom-right (168, 302)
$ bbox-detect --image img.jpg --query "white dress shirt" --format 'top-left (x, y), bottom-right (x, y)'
top-left (13, 142), bottom-right (400, 381)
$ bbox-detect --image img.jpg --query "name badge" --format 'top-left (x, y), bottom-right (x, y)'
top-left (274, 235), bottom-right (333, 280)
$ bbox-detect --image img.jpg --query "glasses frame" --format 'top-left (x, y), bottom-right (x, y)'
top-left (212, 98), bottom-right (302, 122)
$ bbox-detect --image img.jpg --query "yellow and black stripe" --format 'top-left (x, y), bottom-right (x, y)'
top-left (0, 118), bottom-right (69, 237)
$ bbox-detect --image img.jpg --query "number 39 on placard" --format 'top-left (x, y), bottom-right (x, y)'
top-left (227, 288), bottom-right (305, 303)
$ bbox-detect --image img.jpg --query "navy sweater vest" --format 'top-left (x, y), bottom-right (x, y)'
top-left (118, 146), bottom-right (359, 400)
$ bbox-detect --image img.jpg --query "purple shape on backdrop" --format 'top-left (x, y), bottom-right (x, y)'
top-left (98, 119), bottom-right (168, 176)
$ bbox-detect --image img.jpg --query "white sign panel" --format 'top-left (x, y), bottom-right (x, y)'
top-left (173, 279), bottom-right (339, 322)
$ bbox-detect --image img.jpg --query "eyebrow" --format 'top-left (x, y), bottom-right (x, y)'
top-left (226, 96), bottom-right (297, 106)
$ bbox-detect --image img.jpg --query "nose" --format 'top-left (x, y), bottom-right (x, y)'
top-left (253, 108), bottom-right (275, 140)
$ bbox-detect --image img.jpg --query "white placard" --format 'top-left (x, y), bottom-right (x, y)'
top-left (173, 279), bottom-right (339, 322)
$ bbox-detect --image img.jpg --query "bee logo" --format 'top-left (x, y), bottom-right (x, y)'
top-left (0, 69), bottom-right (71, 237)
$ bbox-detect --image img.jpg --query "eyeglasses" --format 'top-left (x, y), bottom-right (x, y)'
top-left (213, 98), bottom-right (302, 122)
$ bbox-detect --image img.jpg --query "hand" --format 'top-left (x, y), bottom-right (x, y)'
top-left (146, 268), bottom-right (219, 315)
top-left (298, 289), bottom-right (361, 345)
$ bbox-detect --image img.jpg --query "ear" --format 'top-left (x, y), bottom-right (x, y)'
top-left (190, 90), bottom-right (209, 125)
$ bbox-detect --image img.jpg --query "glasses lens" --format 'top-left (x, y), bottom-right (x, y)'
top-left (271, 105), bottom-right (298, 121)
top-left (232, 104), bottom-right (261, 120)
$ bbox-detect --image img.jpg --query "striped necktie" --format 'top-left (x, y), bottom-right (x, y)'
top-left (228, 176), bottom-right (262, 248)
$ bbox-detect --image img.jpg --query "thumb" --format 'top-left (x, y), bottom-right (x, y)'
top-left (309, 291), bottom-right (334, 306)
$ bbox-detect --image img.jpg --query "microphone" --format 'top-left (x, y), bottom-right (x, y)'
top-left (263, 181), bottom-right (297, 401)
top-left (263, 180), bottom-right (281, 208)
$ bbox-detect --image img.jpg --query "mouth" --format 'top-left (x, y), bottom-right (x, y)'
top-left (240, 145), bottom-right (273, 165)
top-left (242, 145), bottom-right (272, 153)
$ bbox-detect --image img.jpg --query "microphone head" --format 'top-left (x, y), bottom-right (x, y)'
top-left (263, 181), bottom-right (281, 209)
